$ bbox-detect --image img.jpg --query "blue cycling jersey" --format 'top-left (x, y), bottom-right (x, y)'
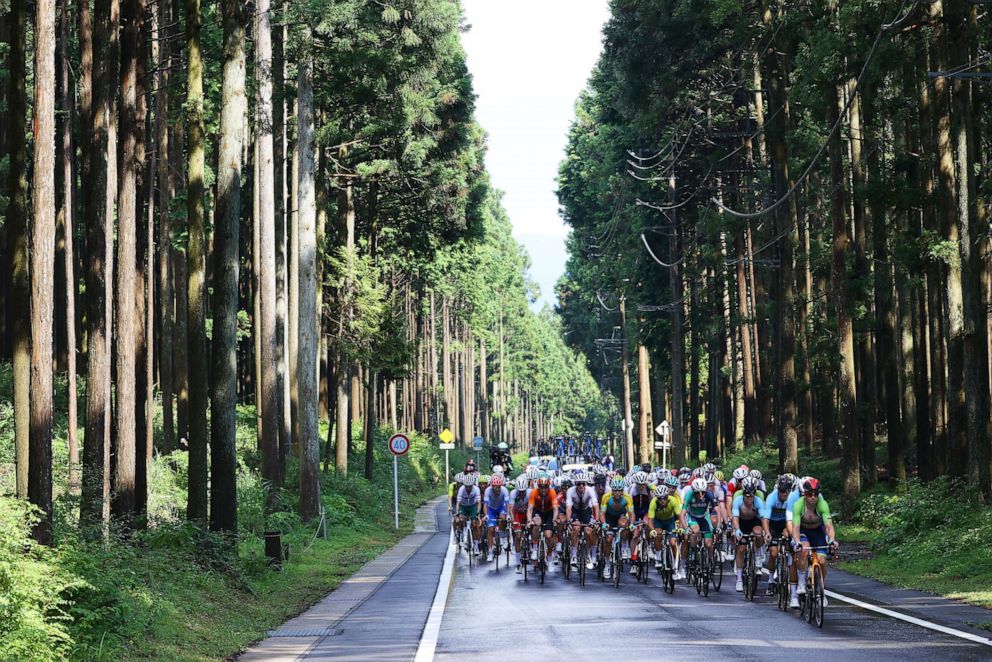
top-left (761, 491), bottom-right (799, 521)
top-left (732, 493), bottom-right (765, 519)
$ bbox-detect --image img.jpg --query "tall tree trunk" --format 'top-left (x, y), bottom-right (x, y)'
top-left (81, 0), bottom-right (117, 528)
top-left (209, 0), bottom-right (246, 533)
top-left (273, 0), bottom-right (291, 474)
top-left (931, 0), bottom-right (967, 479)
top-left (297, 47), bottom-right (320, 521)
top-left (829, 83), bottom-right (859, 516)
top-left (58, 0), bottom-right (79, 491)
top-left (184, 0), bottom-right (208, 522)
top-left (364, 367), bottom-right (376, 481)
top-left (29, 0), bottom-right (57, 544)
top-left (256, 0), bottom-right (280, 512)
top-left (113, 0), bottom-right (141, 524)
top-left (6, 0), bottom-right (30, 499)
top-left (155, 0), bottom-right (174, 454)
top-left (669, 174), bottom-right (686, 465)
top-left (637, 341), bottom-right (653, 464)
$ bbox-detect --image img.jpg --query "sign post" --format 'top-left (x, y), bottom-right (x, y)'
top-left (439, 428), bottom-right (455, 483)
top-left (655, 420), bottom-right (672, 468)
top-left (388, 433), bottom-right (411, 529)
top-left (473, 436), bottom-right (484, 468)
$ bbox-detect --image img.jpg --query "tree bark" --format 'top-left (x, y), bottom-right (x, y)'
top-left (669, 174), bottom-right (686, 466)
top-left (619, 296), bottom-right (635, 468)
top-left (29, 0), bottom-right (57, 544)
top-left (297, 47), bottom-right (321, 521)
top-left (256, 0), bottom-right (281, 513)
top-left (155, 0), bottom-right (174, 454)
top-left (6, 0), bottom-right (30, 499)
top-left (209, 0), bottom-right (246, 533)
top-left (183, 0), bottom-right (208, 522)
top-left (637, 341), bottom-right (653, 464)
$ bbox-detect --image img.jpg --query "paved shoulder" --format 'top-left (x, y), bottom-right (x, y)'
top-left (238, 497), bottom-right (450, 662)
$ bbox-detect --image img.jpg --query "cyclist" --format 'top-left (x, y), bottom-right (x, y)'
top-left (679, 477), bottom-right (722, 575)
top-left (762, 473), bottom-right (799, 595)
top-left (509, 475), bottom-right (530, 573)
top-left (526, 475), bottom-right (559, 570)
top-left (732, 476), bottom-right (766, 592)
top-left (554, 476), bottom-right (573, 562)
top-left (565, 472), bottom-right (600, 569)
top-left (727, 465), bottom-right (749, 499)
top-left (790, 477), bottom-right (838, 608)
top-left (483, 474), bottom-right (510, 562)
top-left (599, 476), bottom-right (634, 579)
top-left (749, 469), bottom-right (767, 497)
top-left (454, 473), bottom-right (483, 556)
top-left (627, 470), bottom-right (654, 574)
top-left (647, 484), bottom-right (682, 576)
top-left (448, 472), bottom-right (465, 514)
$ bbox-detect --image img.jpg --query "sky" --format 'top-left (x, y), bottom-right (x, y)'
top-left (460, 1), bottom-right (610, 310)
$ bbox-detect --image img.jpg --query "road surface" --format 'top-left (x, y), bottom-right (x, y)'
top-left (433, 526), bottom-right (991, 661)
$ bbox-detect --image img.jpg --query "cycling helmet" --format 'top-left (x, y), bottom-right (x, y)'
top-left (732, 467), bottom-right (748, 481)
top-left (705, 472), bottom-right (717, 485)
top-left (715, 470), bottom-right (725, 482)
top-left (640, 462), bottom-right (652, 473)
top-left (463, 473), bottom-right (478, 486)
top-left (703, 462), bottom-right (716, 473)
top-left (654, 485), bottom-right (672, 499)
top-left (776, 474), bottom-right (796, 492)
top-left (664, 475), bottom-right (679, 489)
top-left (490, 474), bottom-right (505, 488)
top-left (610, 476), bottom-right (626, 491)
top-left (678, 471), bottom-right (692, 484)
top-left (801, 477), bottom-right (821, 494)
top-left (749, 469), bottom-right (763, 482)
top-left (515, 475), bottom-right (529, 491)
top-left (593, 464), bottom-right (607, 475)
top-left (692, 467), bottom-right (705, 478)
top-left (560, 478), bottom-right (573, 490)
top-left (690, 477), bottom-right (708, 493)
top-left (573, 472), bottom-right (588, 485)
top-left (478, 474), bottom-right (490, 485)
top-left (615, 467), bottom-right (627, 477)
top-left (741, 477), bottom-right (758, 495)
top-left (454, 472), bottom-right (465, 484)
top-left (632, 471), bottom-right (650, 486)
top-left (536, 476), bottom-right (552, 489)
top-left (525, 465), bottom-right (539, 479)
top-left (498, 442), bottom-right (509, 450)
top-left (740, 464), bottom-right (750, 472)
top-left (679, 466), bottom-right (690, 475)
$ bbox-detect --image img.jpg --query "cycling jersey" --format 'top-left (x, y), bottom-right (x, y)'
top-left (566, 486), bottom-right (598, 524)
top-left (528, 487), bottom-right (557, 513)
top-left (733, 493), bottom-right (765, 531)
top-left (793, 495), bottom-right (832, 528)
top-left (627, 486), bottom-right (653, 520)
top-left (456, 485), bottom-right (481, 518)
top-left (761, 492), bottom-right (799, 522)
top-left (682, 491), bottom-right (718, 519)
top-left (484, 486), bottom-right (510, 513)
top-left (648, 494), bottom-right (682, 522)
top-left (600, 492), bottom-right (634, 527)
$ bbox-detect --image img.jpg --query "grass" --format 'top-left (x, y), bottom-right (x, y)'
top-left (0, 360), bottom-right (474, 661)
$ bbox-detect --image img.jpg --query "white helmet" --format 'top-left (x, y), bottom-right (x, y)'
top-left (691, 477), bottom-right (708, 493)
top-left (515, 475), bottom-right (529, 491)
top-left (525, 465), bottom-right (539, 479)
top-left (492, 465), bottom-right (504, 474)
top-left (654, 485), bottom-right (672, 499)
top-left (632, 471), bottom-right (650, 486)
top-left (749, 469), bottom-right (763, 482)
top-left (463, 473), bottom-right (478, 487)
top-left (454, 472), bottom-right (466, 484)
top-left (732, 467), bottom-right (748, 481)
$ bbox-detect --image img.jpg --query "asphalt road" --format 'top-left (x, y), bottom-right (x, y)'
top-left (434, 540), bottom-right (991, 661)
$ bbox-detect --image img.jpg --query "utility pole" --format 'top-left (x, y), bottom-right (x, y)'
top-left (620, 294), bottom-right (635, 469)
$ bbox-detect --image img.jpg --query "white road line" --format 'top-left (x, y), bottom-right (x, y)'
top-left (823, 589), bottom-right (992, 648)
top-left (757, 567), bottom-right (992, 647)
top-left (414, 527), bottom-right (457, 662)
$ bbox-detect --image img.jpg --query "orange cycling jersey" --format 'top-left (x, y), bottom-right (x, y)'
top-left (529, 488), bottom-right (558, 512)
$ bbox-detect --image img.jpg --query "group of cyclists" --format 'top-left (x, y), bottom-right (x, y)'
top-left (533, 435), bottom-right (610, 466)
top-left (449, 454), bottom-right (838, 613)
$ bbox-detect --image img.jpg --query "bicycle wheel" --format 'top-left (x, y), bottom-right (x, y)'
top-left (802, 578), bottom-right (814, 623)
top-left (744, 548), bottom-right (755, 601)
top-left (710, 544), bottom-right (724, 592)
top-left (539, 538), bottom-right (546, 585)
top-left (467, 527), bottom-right (474, 569)
top-left (578, 539), bottom-right (587, 586)
top-left (612, 543), bottom-right (622, 588)
top-left (494, 534), bottom-right (500, 572)
top-left (663, 545), bottom-right (676, 594)
top-left (813, 565), bottom-right (825, 628)
top-left (702, 548), bottom-right (712, 597)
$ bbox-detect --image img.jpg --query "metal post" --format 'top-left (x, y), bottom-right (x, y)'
top-left (445, 449), bottom-right (450, 484)
top-left (393, 455), bottom-right (399, 529)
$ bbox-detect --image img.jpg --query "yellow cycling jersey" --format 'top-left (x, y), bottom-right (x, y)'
top-left (600, 492), bottom-right (634, 518)
top-left (648, 494), bottom-right (682, 521)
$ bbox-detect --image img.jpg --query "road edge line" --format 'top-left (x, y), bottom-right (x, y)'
top-left (823, 589), bottom-right (992, 648)
top-left (414, 527), bottom-right (457, 662)
top-left (758, 567), bottom-right (992, 647)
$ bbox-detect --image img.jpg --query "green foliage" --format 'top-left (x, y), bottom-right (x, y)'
top-left (0, 498), bottom-right (83, 662)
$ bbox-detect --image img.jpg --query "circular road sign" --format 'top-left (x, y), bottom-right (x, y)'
top-left (388, 433), bottom-right (411, 456)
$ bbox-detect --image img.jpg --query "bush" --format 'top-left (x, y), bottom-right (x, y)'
top-left (0, 497), bottom-right (84, 662)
